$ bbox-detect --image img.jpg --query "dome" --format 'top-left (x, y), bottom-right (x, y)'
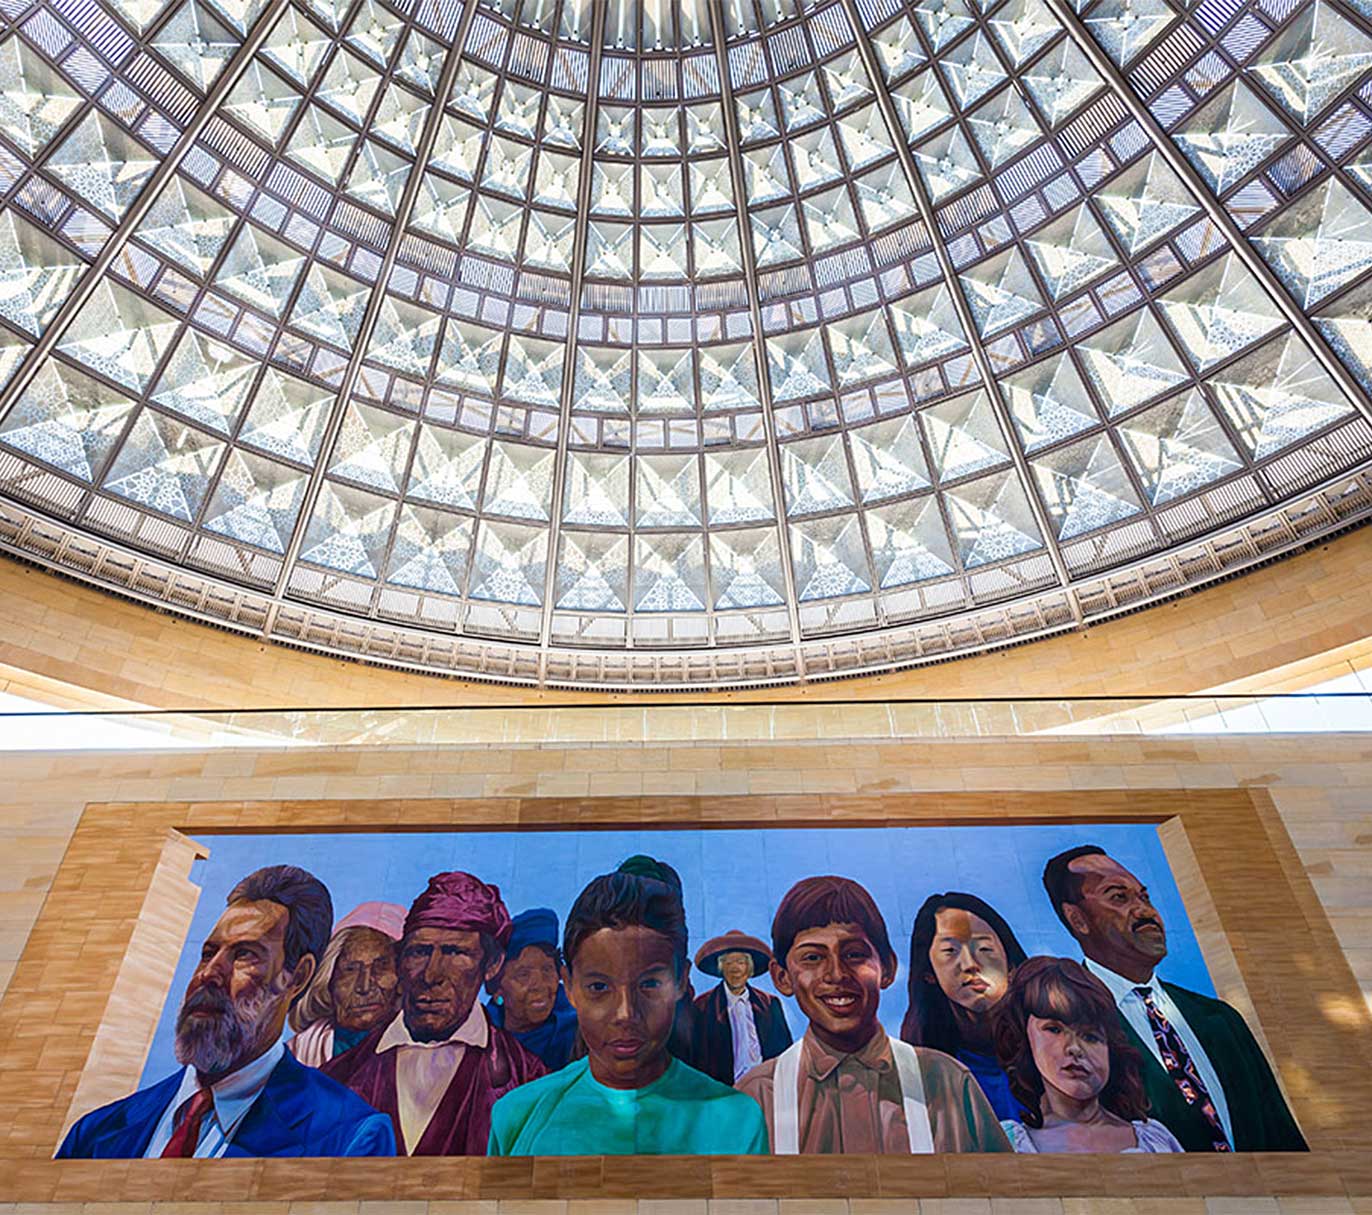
top-left (0, 0), bottom-right (1370, 688)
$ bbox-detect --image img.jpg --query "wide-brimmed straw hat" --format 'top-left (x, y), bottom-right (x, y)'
top-left (694, 929), bottom-right (772, 978)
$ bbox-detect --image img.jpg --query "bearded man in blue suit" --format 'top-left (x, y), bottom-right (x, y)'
top-left (57, 865), bottom-right (395, 1159)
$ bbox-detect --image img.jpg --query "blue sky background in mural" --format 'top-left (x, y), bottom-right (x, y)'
top-left (142, 822), bottom-right (1213, 1082)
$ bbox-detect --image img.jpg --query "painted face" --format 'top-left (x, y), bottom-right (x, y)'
top-left (496, 944), bottom-right (560, 1032)
top-left (565, 924), bottom-right (683, 1090)
top-left (718, 950), bottom-right (754, 994)
top-left (398, 927), bottom-right (500, 1042)
top-left (176, 899), bottom-right (306, 1076)
top-left (772, 921), bottom-right (892, 1054)
top-left (1065, 854), bottom-right (1167, 973)
top-left (928, 907), bottom-right (1010, 1014)
top-left (329, 928), bottom-right (399, 1033)
top-left (1027, 1014), bottom-right (1110, 1105)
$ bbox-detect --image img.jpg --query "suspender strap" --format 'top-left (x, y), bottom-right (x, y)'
top-left (771, 1036), bottom-right (934, 1154)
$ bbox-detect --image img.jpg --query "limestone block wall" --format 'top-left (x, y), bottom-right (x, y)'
top-left (0, 733), bottom-right (1369, 1215)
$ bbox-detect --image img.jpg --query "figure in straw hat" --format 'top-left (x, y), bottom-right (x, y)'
top-left (692, 928), bottom-right (793, 1085)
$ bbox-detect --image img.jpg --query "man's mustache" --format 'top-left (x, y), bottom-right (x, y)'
top-left (1130, 915), bottom-right (1164, 932)
top-left (181, 984), bottom-right (234, 1018)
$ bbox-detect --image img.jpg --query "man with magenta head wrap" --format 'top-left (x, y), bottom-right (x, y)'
top-left (323, 872), bottom-right (546, 1155)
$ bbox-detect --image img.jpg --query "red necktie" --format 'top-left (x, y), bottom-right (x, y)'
top-left (160, 1088), bottom-right (214, 1158)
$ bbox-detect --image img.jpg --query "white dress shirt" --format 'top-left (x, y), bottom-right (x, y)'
top-left (1083, 958), bottom-right (1233, 1147)
top-left (144, 1040), bottom-right (285, 1158)
top-left (375, 1001), bottom-right (488, 1154)
top-left (726, 986), bottom-right (764, 1082)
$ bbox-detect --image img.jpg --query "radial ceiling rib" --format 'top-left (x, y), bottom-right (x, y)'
top-left (832, 0), bottom-right (1080, 619)
top-left (536, 0), bottom-right (607, 663)
top-left (265, 0), bottom-right (484, 624)
top-left (0, 0), bottom-right (297, 425)
top-left (707, 0), bottom-right (806, 662)
top-left (1038, 0), bottom-right (1372, 424)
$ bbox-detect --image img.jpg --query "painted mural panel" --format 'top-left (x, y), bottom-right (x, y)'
top-left (56, 824), bottom-right (1306, 1160)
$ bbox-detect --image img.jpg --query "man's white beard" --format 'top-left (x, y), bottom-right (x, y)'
top-left (174, 977), bottom-right (286, 1075)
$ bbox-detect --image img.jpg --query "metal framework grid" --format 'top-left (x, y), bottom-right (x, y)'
top-left (0, 0), bottom-right (1368, 688)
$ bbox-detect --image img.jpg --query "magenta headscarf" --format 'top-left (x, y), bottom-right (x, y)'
top-left (403, 871), bottom-right (513, 946)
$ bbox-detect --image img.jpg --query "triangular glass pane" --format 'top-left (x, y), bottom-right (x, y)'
top-left (1208, 332), bottom-right (1356, 458)
top-left (557, 531), bottom-right (629, 611)
top-left (945, 469), bottom-right (1043, 566)
top-left (0, 36), bottom-right (81, 157)
top-left (959, 247), bottom-right (1046, 336)
top-left (868, 495), bottom-right (955, 587)
top-left (237, 369), bottom-right (334, 465)
top-left (46, 111), bottom-right (157, 222)
top-left (151, 329), bottom-right (258, 433)
top-left (1117, 388), bottom-right (1243, 504)
top-left (1075, 306), bottom-right (1190, 416)
top-left (1024, 202), bottom-right (1121, 300)
top-left (469, 519), bottom-right (546, 605)
top-left (1002, 351), bottom-right (1100, 452)
top-left (102, 409), bottom-right (224, 521)
top-left (483, 440), bottom-right (554, 521)
top-left (889, 284), bottom-right (971, 365)
top-left (56, 280), bottom-right (178, 394)
top-left (386, 504), bottom-right (473, 595)
top-left (782, 434), bottom-right (855, 516)
top-left (405, 424), bottom-right (485, 510)
top-left (326, 399), bottom-right (415, 493)
top-left (636, 452), bottom-right (701, 527)
top-left (1031, 434), bottom-right (1143, 539)
top-left (704, 447), bottom-right (776, 524)
top-left (1156, 254), bottom-right (1285, 372)
top-left (922, 387), bottom-right (1011, 481)
top-left (214, 225), bottom-right (306, 318)
top-left (299, 480), bottom-right (395, 576)
top-left (1174, 80), bottom-right (1293, 195)
top-left (634, 533), bottom-right (706, 612)
top-left (0, 361), bottom-right (134, 480)
top-left (790, 514), bottom-right (871, 601)
top-left (710, 527), bottom-right (786, 609)
top-left (562, 450), bottom-right (630, 526)
top-left (1250, 1), bottom-right (1372, 125)
top-left (202, 449), bottom-right (308, 553)
top-left (849, 414), bottom-right (933, 502)
top-left (1253, 177), bottom-right (1372, 309)
top-left (1094, 152), bottom-right (1201, 256)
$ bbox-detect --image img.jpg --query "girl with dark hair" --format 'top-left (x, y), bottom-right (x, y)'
top-left (900, 892), bottom-right (1027, 1121)
top-left (487, 859), bottom-right (768, 1156)
top-left (993, 957), bottom-right (1182, 1153)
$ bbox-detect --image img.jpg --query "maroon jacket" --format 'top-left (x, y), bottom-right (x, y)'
top-left (322, 1012), bottom-right (545, 1155)
top-left (691, 982), bottom-right (793, 1086)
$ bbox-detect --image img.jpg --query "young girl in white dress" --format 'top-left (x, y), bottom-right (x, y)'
top-left (993, 956), bottom-right (1183, 1153)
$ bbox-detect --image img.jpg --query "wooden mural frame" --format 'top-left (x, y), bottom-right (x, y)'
top-left (1, 787), bottom-right (1370, 1202)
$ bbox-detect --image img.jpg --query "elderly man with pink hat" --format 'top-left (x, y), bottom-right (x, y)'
top-left (691, 928), bottom-right (793, 1086)
top-left (288, 901), bottom-right (406, 1067)
top-left (323, 873), bottom-right (546, 1155)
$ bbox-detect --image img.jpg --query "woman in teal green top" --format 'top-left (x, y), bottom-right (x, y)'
top-left (488, 860), bottom-right (768, 1156)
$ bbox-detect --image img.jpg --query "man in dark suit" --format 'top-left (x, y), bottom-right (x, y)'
top-left (691, 929), bottom-right (792, 1085)
top-left (57, 865), bottom-right (395, 1158)
top-left (1043, 845), bottom-right (1306, 1152)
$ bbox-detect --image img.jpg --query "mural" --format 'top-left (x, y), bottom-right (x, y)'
top-left (56, 824), bottom-right (1305, 1159)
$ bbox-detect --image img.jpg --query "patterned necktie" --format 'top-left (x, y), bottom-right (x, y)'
top-left (1133, 986), bottom-right (1230, 1152)
top-left (160, 1087), bottom-right (214, 1158)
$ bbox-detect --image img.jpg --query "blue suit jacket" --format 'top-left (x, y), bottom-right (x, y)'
top-left (55, 1049), bottom-right (396, 1159)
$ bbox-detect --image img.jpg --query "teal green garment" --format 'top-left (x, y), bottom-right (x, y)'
top-left (488, 1056), bottom-right (769, 1156)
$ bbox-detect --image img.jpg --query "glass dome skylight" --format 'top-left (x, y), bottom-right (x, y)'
top-left (0, 0), bottom-right (1370, 688)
